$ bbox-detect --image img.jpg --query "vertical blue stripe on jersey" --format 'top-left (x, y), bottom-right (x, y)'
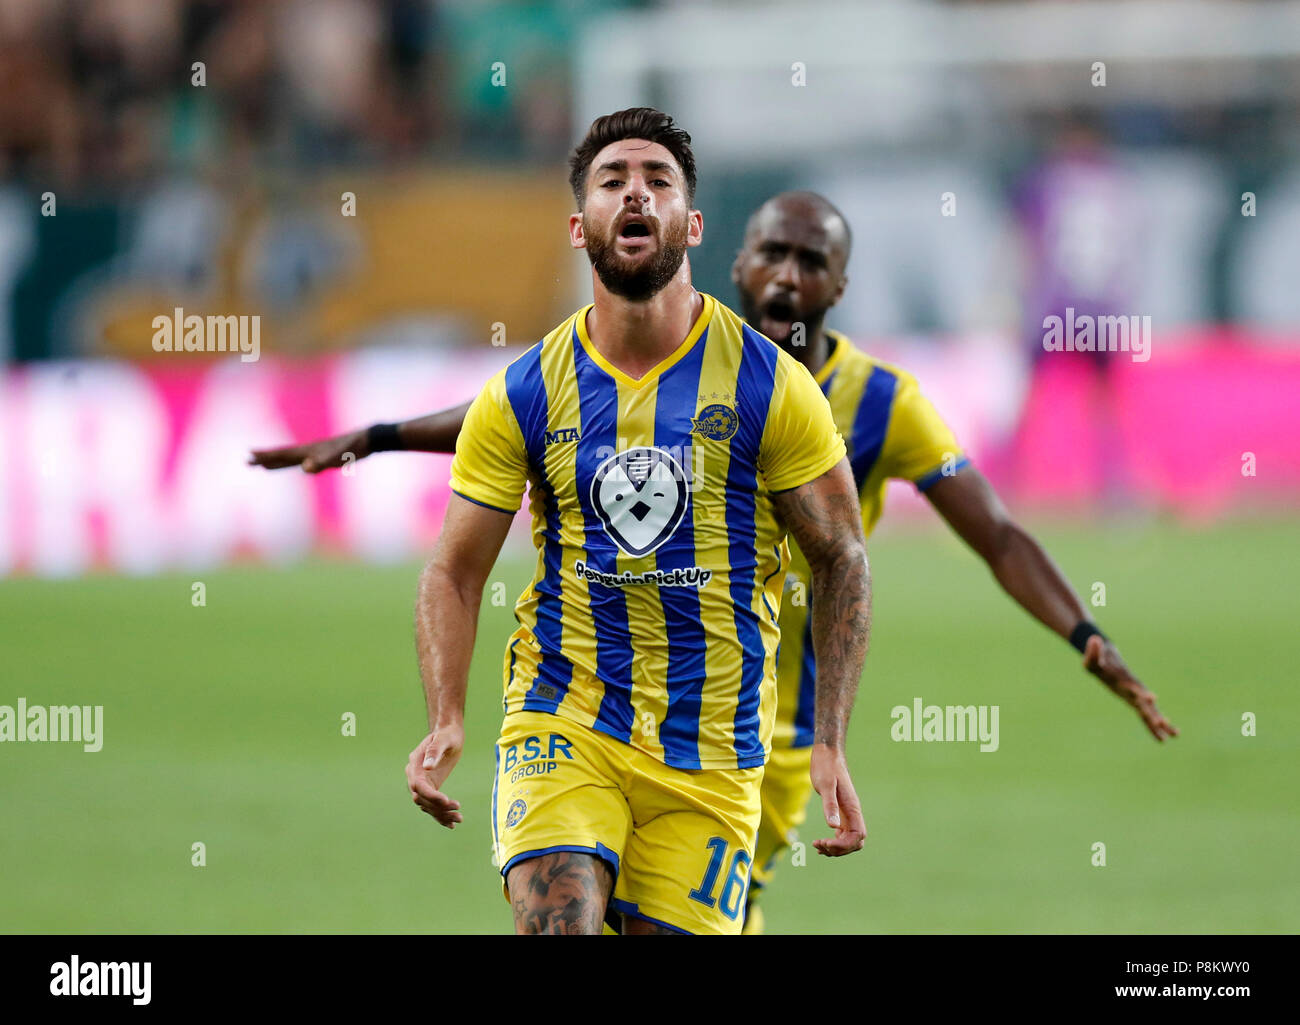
top-left (758, 542), bottom-right (783, 621)
top-left (794, 608), bottom-right (817, 747)
top-left (571, 329), bottom-right (635, 741)
top-left (653, 331), bottom-right (709, 769)
top-left (504, 638), bottom-right (520, 713)
top-left (727, 327), bottom-right (779, 767)
top-left (504, 344), bottom-right (575, 712)
top-left (849, 365), bottom-right (899, 490)
top-left (491, 744), bottom-right (502, 871)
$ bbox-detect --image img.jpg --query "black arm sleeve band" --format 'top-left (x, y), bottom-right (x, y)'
top-left (1069, 621), bottom-right (1107, 654)
top-left (367, 422), bottom-right (404, 452)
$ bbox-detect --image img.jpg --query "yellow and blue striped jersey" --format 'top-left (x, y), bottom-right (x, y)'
top-left (450, 294), bottom-right (846, 770)
top-left (772, 330), bottom-right (968, 749)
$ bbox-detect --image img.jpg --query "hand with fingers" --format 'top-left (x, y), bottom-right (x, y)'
top-left (247, 429), bottom-right (369, 474)
top-left (405, 724), bottom-right (466, 828)
top-left (809, 743), bottom-right (867, 857)
top-left (1083, 634), bottom-right (1179, 742)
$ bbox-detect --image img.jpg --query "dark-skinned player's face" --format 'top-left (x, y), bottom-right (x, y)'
top-left (731, 205), bottom-right (848, 353)
top-left (570, 139), bottom-right (701, 302)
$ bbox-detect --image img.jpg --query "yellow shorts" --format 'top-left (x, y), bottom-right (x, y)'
top-left (749, 743), bottom-right (814, 896)
top-left (491, 710), bottom-right (763, 935)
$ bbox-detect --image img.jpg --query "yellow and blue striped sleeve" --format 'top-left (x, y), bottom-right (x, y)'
top-left (880, 370), bottom-right (968, 490)
top-left (449, 368), bottom-right (531, 514)
top-left (760, 357), bottom-right (847, 493)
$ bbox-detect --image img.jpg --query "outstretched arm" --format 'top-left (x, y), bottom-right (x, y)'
top-left (925, 465), bottom-right (1177, 741)
top-left (771, 457), bottom-right (871, 858)
top-left (405, 492), bottom-right (514, 828)
top-left (248, 400), bottom-right (472, 472)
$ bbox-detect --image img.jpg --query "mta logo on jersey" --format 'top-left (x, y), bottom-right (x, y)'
top-left (590, 446), bottom-right (689, 557)
top-left (545, 427), bottom-right (581, 445)
top-left (690, 403), bottom-right (739, 441)
top-left (502, 732), bottom-right (574, 784)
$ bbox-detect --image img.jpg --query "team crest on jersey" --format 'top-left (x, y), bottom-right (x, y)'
top-left (590, 446), bottom-right (689, 558)
top-left (690, 403), bottom-right (739, 441)
top-left (505, 799), bottom-right (527, 828)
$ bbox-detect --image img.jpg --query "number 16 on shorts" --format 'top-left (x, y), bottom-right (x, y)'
top-left (688, 836), bottom-right (752, 921)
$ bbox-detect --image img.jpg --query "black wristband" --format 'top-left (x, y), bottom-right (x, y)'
top-left (1068, 621), bottom-right (1107, 654)
top-left (367, 422), bottom-right (404, 452)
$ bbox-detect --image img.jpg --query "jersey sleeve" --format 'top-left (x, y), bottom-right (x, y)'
top-left (880, 370), bottom-right (968, 490)
top-left (760, 356), bottom-right (847, 492)
top-left (448, 368), bottom-right (531, 514)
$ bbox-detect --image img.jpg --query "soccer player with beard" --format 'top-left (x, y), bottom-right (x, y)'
top-left (340, 109), bottom-right (871, 935)
top-left (254, 186), bottom-right (1179, 934)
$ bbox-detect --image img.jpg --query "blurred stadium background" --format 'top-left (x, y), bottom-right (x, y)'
top-left (1, 0), bottom-right (1296, 934)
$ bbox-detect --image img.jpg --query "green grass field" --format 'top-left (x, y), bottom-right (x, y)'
top-left (2, 517), bottom-right (1296, 934)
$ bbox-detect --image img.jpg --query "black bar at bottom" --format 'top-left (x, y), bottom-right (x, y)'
top-left (0, 933), bottom-right (1284, 1013)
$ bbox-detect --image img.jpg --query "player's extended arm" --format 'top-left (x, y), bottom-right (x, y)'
top-left (405, 492), bottom-right (514, 828)
top-left (771, 457), bottom-right (871, 858)
top-left (247, 401), bottom-right (472, 473)
top-left (924, 465), bottom-right (1178, 741)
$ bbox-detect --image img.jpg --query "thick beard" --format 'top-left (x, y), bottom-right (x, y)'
top-left (585, 213), bottom-right (689, 302)
top-left (737, 286), bottom-right (766, 332)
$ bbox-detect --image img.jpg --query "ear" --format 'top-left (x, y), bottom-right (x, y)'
top-left (569, 212), bottom-right (586, 250)
top-left (685, 208), bottom-right (704, 249)
top-left (830, 272), bottom-right (848, 308)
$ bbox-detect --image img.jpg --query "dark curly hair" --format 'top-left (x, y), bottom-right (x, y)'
top-left (568, 107), bottom-right (697, 210)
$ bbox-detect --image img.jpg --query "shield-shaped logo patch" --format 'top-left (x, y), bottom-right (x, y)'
top-left (589, 446), bottom-right (689, 557)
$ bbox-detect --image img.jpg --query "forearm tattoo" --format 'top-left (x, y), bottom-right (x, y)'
top-left (774, 476), bottom-right (872, 747)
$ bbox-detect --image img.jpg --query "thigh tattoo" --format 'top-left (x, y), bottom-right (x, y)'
top-left (507, 851), bottom-right (613, 935)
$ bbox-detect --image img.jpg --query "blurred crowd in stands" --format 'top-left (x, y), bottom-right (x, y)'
top-left (0, 0), bottom-right (613, 188)
top-left (0, 0), bottom-right (1296, 363)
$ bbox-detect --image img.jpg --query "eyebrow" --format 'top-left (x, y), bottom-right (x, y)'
top-left (594, 158), bottom-right (677, 178)
top-left (758, 239), bottom-right (830, 263)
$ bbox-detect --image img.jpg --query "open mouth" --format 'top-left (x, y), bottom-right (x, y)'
top-left (617, 215), bottom-right (654, 246)
top-left (764, 296), bottom-right (797, 323)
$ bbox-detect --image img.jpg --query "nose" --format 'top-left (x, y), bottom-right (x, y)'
top-left (772, 253), bottom-right (801, 291)
top-left (623, 178), bottom-right (650, 207)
